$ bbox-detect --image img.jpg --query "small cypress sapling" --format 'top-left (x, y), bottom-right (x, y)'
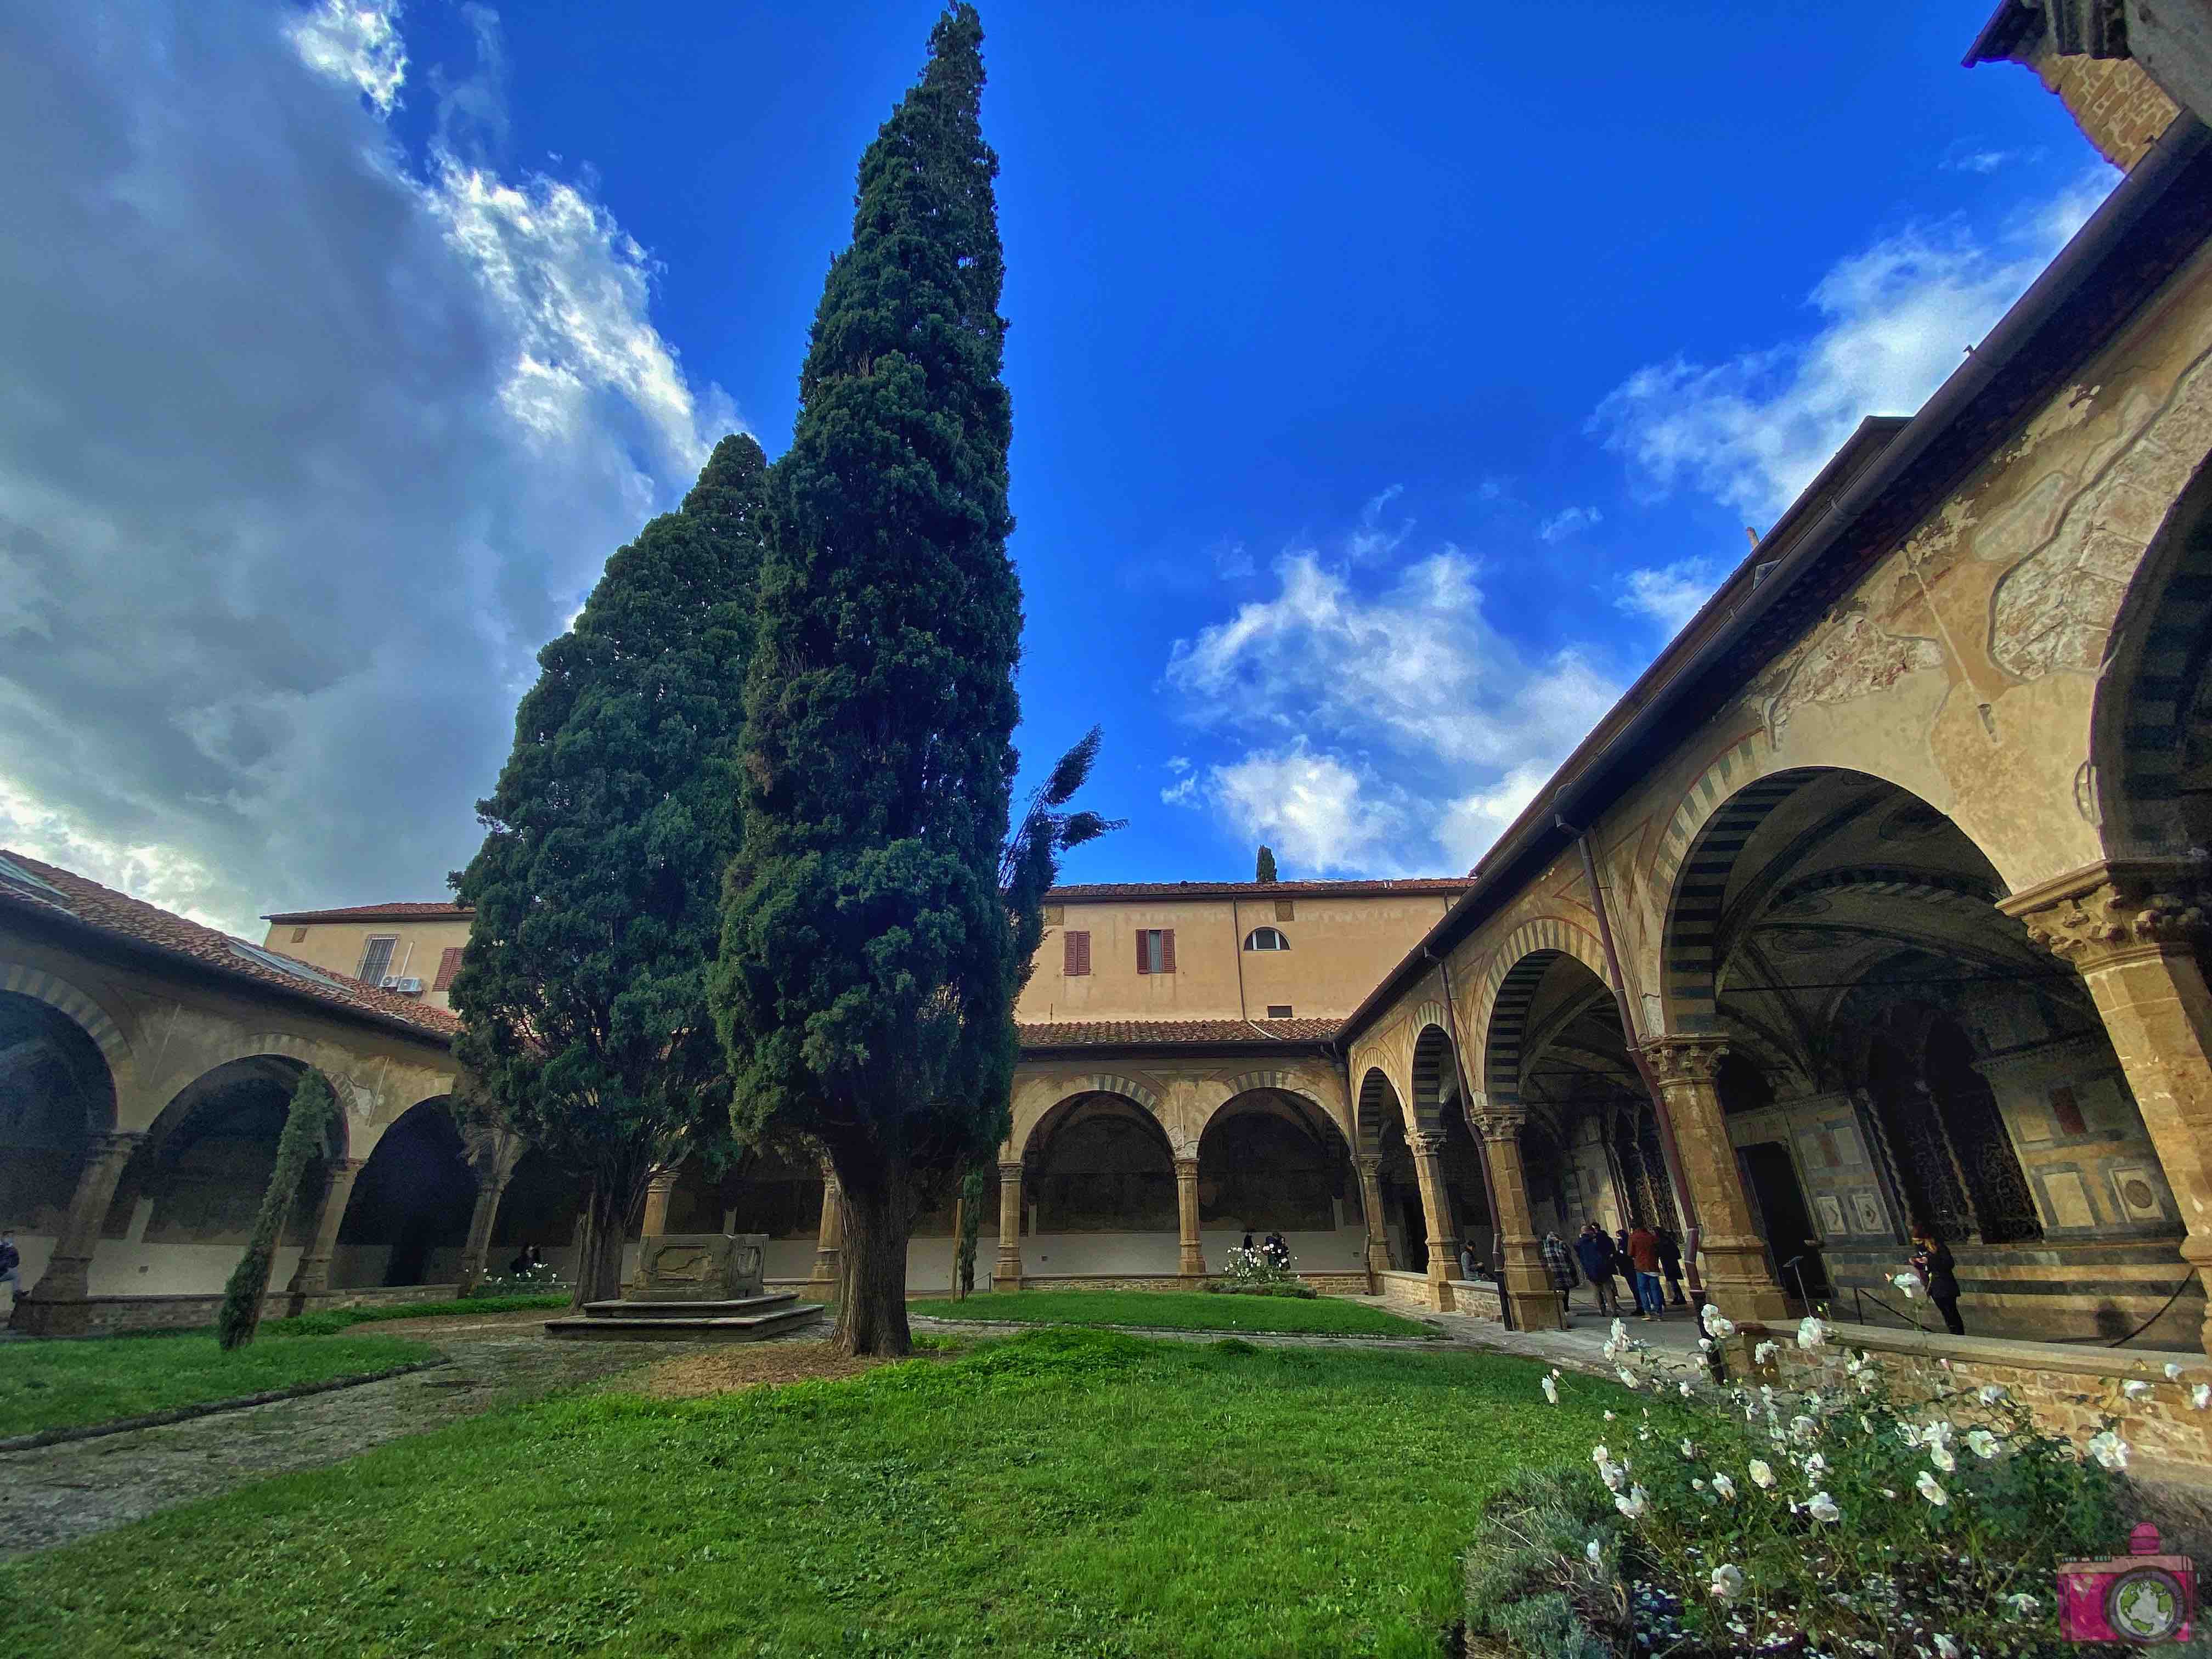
top-left (216, 1068), bottom-right (336, 1351)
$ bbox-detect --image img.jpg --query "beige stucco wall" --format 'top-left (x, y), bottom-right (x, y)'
top-left (1012, 892), bottom-right (1457, 1025)
top-left (264, 916), bottom-right (472, 1011)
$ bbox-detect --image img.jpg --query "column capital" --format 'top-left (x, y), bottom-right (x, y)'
top-left (1639, 1034), bottom-right (1729, 1087)
top-left (1355, 1152), bottom-right (1384, 1178)
top-left (997, 1159), bottom-right (1024, 1181)
top-left (1466, 1103), bottom-right (1527, 1142)
top-left (1408, 1128), bottom-right (1448, 1156)
top-left (645, 1165), bottom-right (681, 1192)
top-left (1173, 1155), bottom-right (1200, 1176)
top-left (89, 1130), bottom-right (149, 1161)
top-left (2000, 859), bottom-right (2212, 970)
top-left (326, 1156), bottom-right (367, 1179)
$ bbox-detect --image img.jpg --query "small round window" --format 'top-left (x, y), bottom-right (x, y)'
top-left (1244, 926), bottom-right (1289, 951)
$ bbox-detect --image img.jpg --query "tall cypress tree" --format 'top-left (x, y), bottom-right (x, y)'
top-left (1255, 845), bottom-right (1278, 883)
top-left (713, 5), bottom-right (1024, 1356)
top-left (453, 433), bottom-right (770, 1307)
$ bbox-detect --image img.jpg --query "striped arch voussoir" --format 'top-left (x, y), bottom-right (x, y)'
top-left (1080, 1073), bottom-right (1161, 1117)
top-left (0, 962), bottom-right (132, 1079)
top-left (1472, 917), bottom-right (1607, 1102)
top-left (1663, 763), bottom-right (1816, 1036)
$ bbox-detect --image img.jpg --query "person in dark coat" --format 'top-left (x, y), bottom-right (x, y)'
top-left (1573, 1222), bottom-right (1620, 1316)
top-left (1910, 1223), bottom-right (1965, 1335)
top-left (1538, 1230), bottom-right (1579, 1322)
top-left (1655, 1226), bottom-right (1686, 1306)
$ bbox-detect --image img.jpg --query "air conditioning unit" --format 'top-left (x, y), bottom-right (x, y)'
top-left (381, 975), bottom-right (425, 994)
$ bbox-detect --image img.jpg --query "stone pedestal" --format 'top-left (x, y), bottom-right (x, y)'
top-left (633, 1233), bottom-right (766, 1301)
top-left (993, 1160), bottom-right (1024, 1291)
top-left (1640, 1037), bottom-right (1790, 1322)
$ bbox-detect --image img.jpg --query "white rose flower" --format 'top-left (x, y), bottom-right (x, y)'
top-left (1704, 1312), bottom-right (1737, 1338)
top-left (1618, 1367), bottom-right (1641, 1390)
top-left (1680, 1381), bottom-right (1695, 1398)
top-left (2004, 1592), bottom-right (2039, 1616)
top-left (2194, 1383), bottom-right (2211, 1412)
top-left (1754, 1341), bottom-right (1778, 1365)
top-left (1892, 1272), bottom-right (1920, 1300)
top-left (1929, 1441), bottom-right (1956, 1474)
top-left (1880, 1487), bottom-right (1898, 1499)
top-left (1680, 1437), bottom-right (1697, 1459)
top-left (1965, 1429), bottom-right (1999, 1460)
top-left (1615, 1484), bottom-right (1648, 1521)
top-left (1697, 1338), bottom-right (1714, 1353)
top-left (1585, 1539), bottom-right (1602, 1567)
top-left (1598, 1458), bottom-right (1628, 1493)
top-left (1856, 1373), bottom-right (1877, 1395)
top-left (1603, 1410), bottom-right (1616, 1421)
top-left (1748, 1459), bottom-right (1775, 1489)
top-left (2166, 1363), bottom-right (2186, 1381)
top-left (1611, 1318), bottom-right (1629, 1345)
top-left (1711, 1471), bottom-right (1737, 1500)
top-left (2124, 1379), bottom-right (2155, 1403)
top-left (1797, 1315), bottom-right (1829, 1350)
top-left (1710, 1562), bottom-right (1743, 1602)
top-left (1977, 1384), bottom-right (2005, 1406)
top-left (1790, 1414), bottom-right (1819, 1443)
top-left (1916, 1470), bottom-right (1949, 1506)
top-left (1802, 1452), bottom-right (1828, 1478)
top-left (2087, 1430), bottom-right (2130, 1470)
top-left (1542, 1374), bottom-right (1559, 1405)
top-left (1807, 1491), bottom-right (1841, 1523)
top-left (1844, 1352), bottom-right (1865, 1375)
top-left (1591, 1443), bottom-right (1610, 1464)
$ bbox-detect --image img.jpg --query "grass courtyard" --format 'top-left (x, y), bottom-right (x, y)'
top-left (907, 1289), bottom-right (1435, 1338)
top-left (0, 1328), bottom-right (1630, 1657)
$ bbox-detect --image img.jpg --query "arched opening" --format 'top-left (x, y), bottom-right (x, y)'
top-left (0, 991), bottom-right (116, 1290)
top-left (1408, 1025), bottom-right (1492, 1273)
top-left (1198, 1090), bottom-right (1360, 1271)
top-left (1664, 764), bottom-right (2183, 1340)
top-left (103, 1056), bottom-right (333, 1297)
top-left (1020, 1092), bottom-right (1176, 1277)
top-left (334, 1098), bottom-right (476, 1288)
top-left (1243, 927), bottom-right (1289, 951)
top-left (490, 1145), bottom-right (589, 1282)
top-left (1357, 1067), bottom-right (1418, 1270)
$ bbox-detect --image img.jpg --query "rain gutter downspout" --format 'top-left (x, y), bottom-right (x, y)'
top-left (1564, 820), bottom-right (1706, 1307)
top-left (1426, 945), bottom-right (1511, 1329)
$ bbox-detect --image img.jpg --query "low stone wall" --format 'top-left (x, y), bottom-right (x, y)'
top-left (17, 1280), bottom-right (464, 1337)
top-left (1451, 1278), bottom-right (1503, 1321)
top-left (1736, 1319), bottom-right (2212, 1471)
top-left (1377, 1269), bottom-right (1441, 1314)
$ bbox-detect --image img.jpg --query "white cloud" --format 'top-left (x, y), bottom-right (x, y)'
top-left (1165, 756), bottom-right (1192, 774)
top-left (1589, 171), bottom-right (2116, 518)
top-left (287, 0), bottom-right (408, 116)
top-left (1538, 504), bottom-right (1603, 543)
top-left (1160, 774), bottom-right (1198, 806)
top-left (1163, 535), bottom-right (1620, 871)
top-left (1436, 761), bottom-right (1553, 873)
top-left (1204, 746), bottom-right (1409, 872)
top-left (0, 1), bottom-right (737, 932)
top-left (1617, 557), bottom-right (1723, 635)
top-left (1347, 483), bottom-right (1412, 562)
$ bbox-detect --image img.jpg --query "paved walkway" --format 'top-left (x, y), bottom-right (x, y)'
top-left (0, 1326), bottom-right (718, 1561)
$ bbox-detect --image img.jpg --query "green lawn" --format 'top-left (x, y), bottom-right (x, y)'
top-left (909, 1289), bottom-right (1433, 1337)
top-left (0, 1329), bottom-right (1634, 1657)
top-left (262, 1291), bottom-right (571, 1336)
top-left (0, 1331), bottom-right (433, 1438)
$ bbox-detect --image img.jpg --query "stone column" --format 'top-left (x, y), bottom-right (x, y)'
top-left (624, 1163), bottom-right (684, 1296)
top-left (286, 1157), bottom-right (365, 1300)
top-left (1175, 1155), bottom-right (1206, 1278)
top-left (1408, 1129), bottom-right (1460, 1309)
top-left (455, 1167), bottom-right (512, 1295)
top-left (1355, 1153), bottom-right (1393, 1277)
top-left (805, 1160), bottom-right (843, 1301)
top-left (18, 1130), bottom-right (145, 1314)
top-left (992, 1160), bottom-right (1025, 1291)
top-left (2006, 867), bottom-right (2212, 1358)
top-left (1469, 1103), bottom-right (1559, 1331)
top-left (1638, 1037), bottom-right (1790, 1321)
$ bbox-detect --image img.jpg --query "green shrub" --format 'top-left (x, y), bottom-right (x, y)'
top-left (1463, 1465), bottom-right (1630, 1659)
top-left (1210, 1337), bottom-right (1261, 1356)
top-left (1209, 1244), bottom-right (1312, 1297)
top-left (1539, 1316), bottom-right (2129, 1656)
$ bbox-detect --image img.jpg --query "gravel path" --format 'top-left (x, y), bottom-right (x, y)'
top-left (0, 1324), bottom-right (712, 1561)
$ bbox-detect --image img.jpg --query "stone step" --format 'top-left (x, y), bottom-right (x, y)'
top-left (543, 1302), bottom-right (827, 1344)
top-left (575, 1293), bottom-right (801, 1319)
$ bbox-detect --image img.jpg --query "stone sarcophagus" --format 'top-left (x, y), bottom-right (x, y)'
top-left (631, 1234), bottom-right (768, 1302)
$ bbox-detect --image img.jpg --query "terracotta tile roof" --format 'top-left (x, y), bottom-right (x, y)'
top-left (1018, 1017), bottom-right (1339, 1048)
top-left (262, 900), bottom-right (472, 923)
top-left (1044, 878), bottom-right (1476, 901)
top-left (1, 850), bottom-right (460, 1042)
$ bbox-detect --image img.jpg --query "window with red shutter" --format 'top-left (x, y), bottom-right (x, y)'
top-left (1160, 928), bottom-right (1176, 973)
top-left (1136, 930), bottom-right (1152, 974)
top-left (1063, 930), bottom-right (1091, 977)
top-left (433, 946), bottom-right (464, 993)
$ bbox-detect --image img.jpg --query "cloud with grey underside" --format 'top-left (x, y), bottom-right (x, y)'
top-left (0, 1), bottom-right (736, 933)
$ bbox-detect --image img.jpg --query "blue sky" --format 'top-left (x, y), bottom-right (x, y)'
top-left (0, 2), bottom-right (2114, 927)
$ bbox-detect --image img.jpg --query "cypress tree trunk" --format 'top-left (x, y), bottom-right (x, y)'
top-left (832, 1153), bottom-right (916, 1355)
top-left (217, 1069), bottom-right (335, 1351)
top-left (569, 1171), bottom-right (645, 1308)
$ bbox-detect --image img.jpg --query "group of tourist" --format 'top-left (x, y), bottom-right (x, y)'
top-left (1239, 1231), bottom-right (1291, 1269)
top-left (1536, 1221), bottom-right (1686, 1322)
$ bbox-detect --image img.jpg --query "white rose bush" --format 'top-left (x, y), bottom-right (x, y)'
top-left (1475, 1313), bottom-right (2133, 1657)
